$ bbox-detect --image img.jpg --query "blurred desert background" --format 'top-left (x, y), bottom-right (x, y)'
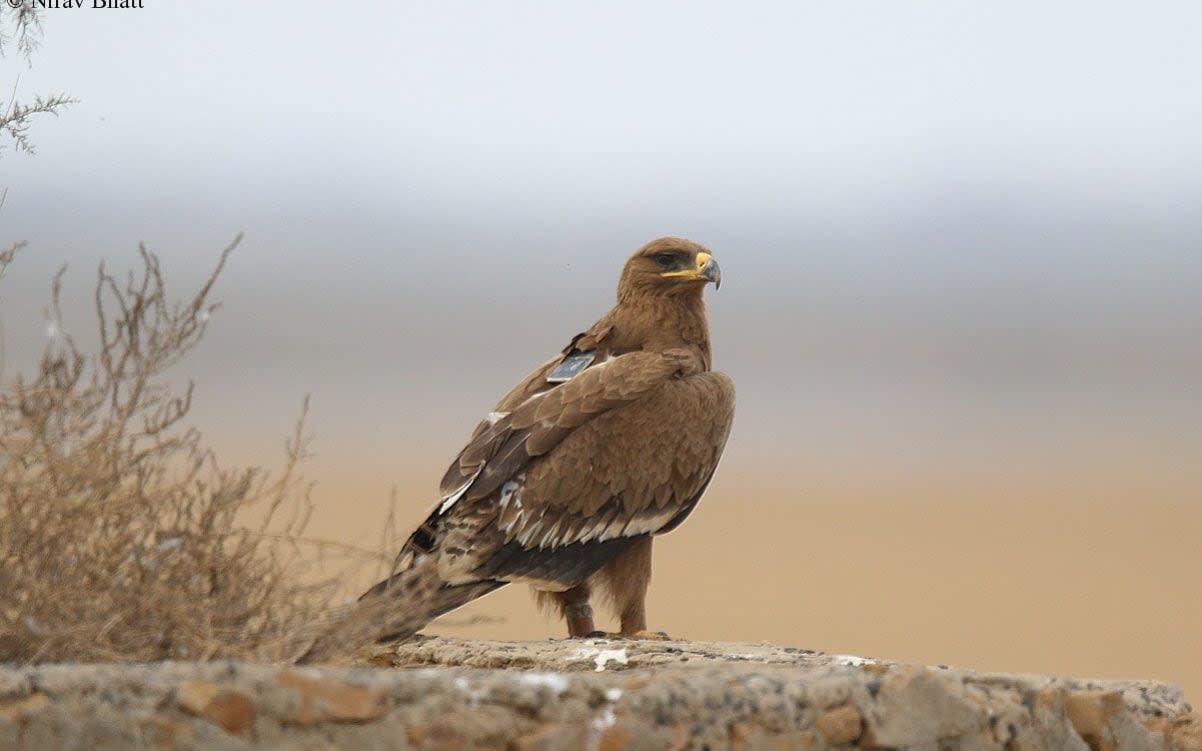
top-left (2, 2), bottom-right (1199, 698)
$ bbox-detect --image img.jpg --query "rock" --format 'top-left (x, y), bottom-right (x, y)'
top-left (0, 672), bottom-right (31, 697)
top-left (597, 722), bottom-right (632, 751)
top-left (511, 723), bottom-right (578, 751)
top-left (729, 721), bottom-right (816, 750)
top-left (862, 666), bottom-right (987, 747)
top-left (814, 704), bottom-right (862, 745)
top-left (139, 716), bottom-right (195, 750)
top-left (203, 689), bottom-right (256, 734)
top-left (1172, 712), bottom-right (1202, 751)
top-left (404, 719), bottom-right (472, 750)
top-left (1031, 686), bottom-right (1093, 751)
top-left (276, 670), bottom-right (387, 726)
top-left (175, 680), bottom-right (221, 716)
top-left (176, 680), bottom-right (256, 733)
top-left (1065, 689), bottom-right (1124, 751)
top-left (0, 692), bottom-right (50, 723)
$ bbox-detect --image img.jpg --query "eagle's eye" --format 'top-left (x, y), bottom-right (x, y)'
top-left (652, 252), bottom-right (677, 269)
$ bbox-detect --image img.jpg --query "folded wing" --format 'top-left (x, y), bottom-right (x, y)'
top-left (377, 346), bottom-right (734, 595)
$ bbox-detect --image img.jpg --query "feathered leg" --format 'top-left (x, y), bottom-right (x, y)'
top-left (596, 535), bottom-right (666, 638)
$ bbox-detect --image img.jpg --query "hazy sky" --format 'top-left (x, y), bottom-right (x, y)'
top-left (6, 2), bottom-right (1202, 229)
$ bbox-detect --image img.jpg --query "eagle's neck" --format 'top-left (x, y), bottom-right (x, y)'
top-left (605, 290), bottom-right (711, 369)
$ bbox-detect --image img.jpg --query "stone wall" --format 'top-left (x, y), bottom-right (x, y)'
top-left (0, 637), bottom-right (1197, 750)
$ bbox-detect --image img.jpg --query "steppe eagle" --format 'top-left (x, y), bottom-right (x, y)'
top-left (361, 237), bottom-right (734, 641)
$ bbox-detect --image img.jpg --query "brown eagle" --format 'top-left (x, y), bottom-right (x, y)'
top-left (361, 237), bottom-right (733, 642)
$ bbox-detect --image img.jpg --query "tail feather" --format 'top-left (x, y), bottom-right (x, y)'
top-left (365, 558), bottom-right (505, 642)
top-left (296, 554), bottom-right (503, 664)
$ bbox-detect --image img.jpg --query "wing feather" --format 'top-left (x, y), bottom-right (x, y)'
top-left (404, 343), bottom-right (733, 593)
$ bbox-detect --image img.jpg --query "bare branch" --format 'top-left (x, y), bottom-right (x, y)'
top-left (0, 5), bottom-right (44, 63)
top-left (0, 237), bottom-right (367, 664)
top-left (0, 239), bottom-right (22, 280)
top-left (2, 7), bottom-right (75, 156)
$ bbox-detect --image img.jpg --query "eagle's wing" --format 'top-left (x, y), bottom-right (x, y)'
top-left (438, 322), bottom-right (615, 496)
top-left (390, 345), bottom-right (734, 593)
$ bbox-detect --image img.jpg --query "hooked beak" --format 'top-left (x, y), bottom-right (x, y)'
top-left (698, 252), bottom-right (722, 290)
top-left (661, 251), bottom-right (722, 290)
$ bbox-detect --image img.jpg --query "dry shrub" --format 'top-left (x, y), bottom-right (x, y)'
top-left (0, 237), bottom-right (350, 663)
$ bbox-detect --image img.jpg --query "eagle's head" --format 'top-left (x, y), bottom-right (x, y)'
top-left (618, 237), bottom-right (721, 300)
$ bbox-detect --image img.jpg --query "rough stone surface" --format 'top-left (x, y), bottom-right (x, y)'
top-left (177, 681), bottom-right (256, 734)
top-left (814, 704), bottom-right (863, 745)
top-left (0, 636), bottom-right (1193, 750)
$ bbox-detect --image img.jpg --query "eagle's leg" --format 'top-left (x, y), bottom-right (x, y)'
top-left (552, 582), bottom-right (596, 637)
top-left (594, 536), bottom-right (670, 640)
top-left (614, 536), bottom-right (655, 636)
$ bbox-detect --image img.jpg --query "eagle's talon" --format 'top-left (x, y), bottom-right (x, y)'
top-left (623, 629), bottom-right (671, 641)
top-left (582, 629), bottom-right (672, 641)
